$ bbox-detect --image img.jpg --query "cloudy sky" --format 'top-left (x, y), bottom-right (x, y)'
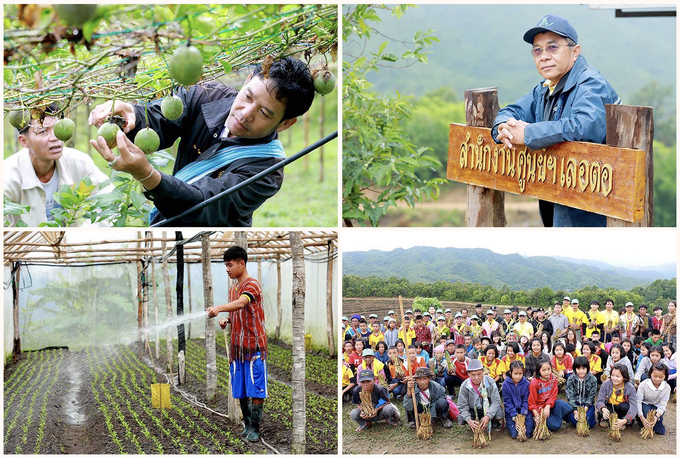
top-left (341, 228), bottom-right (677, 269)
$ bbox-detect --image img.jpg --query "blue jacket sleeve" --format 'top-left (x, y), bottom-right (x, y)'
top-left (523, 75), bottom-right (615, 150)
top-left (502, 381), bottom-right (518, 417)
top-left (491, 88), bottom-right (539, 143)
top-left (520, 381), bottom-right (530, 416)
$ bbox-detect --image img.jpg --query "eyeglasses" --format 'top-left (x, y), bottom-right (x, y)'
top-left (531, 43), bottom-right (574, 57)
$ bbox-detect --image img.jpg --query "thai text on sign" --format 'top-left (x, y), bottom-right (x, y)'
top-left (447, 124), bottom-right (646, 222)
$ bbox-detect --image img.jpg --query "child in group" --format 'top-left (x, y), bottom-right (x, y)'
top-left (528, 360), bottom-right (573, 431)
top-left (385, 346), bottom-right (406, 398)
top-left (467, 337), bottom-right (483, 360)
top-left (464, 334), bottom-right (474, 354)
top-left (596, 364), bottom-right (637, 430)
top-left (447, 344), bottom-right (470, 390)
top-left (491, 331), bottom-right (506, 355)
top-left (344, 340), bottom-right (362, 370)
top-left (429, 345), bottom-right (450, 389)
top-left (353, 339), bottom-right (365, 367)
top-left (374, 341), bottom-right (389, 364)
top-left (660, 343), bottom-right (676, 392)
top-left (396, 339), bottom-right (406, 360)
top-left (413, 315), bottom-right (432, 356)
top-left (502, 361), bottom-right (534, 439)
top-left (525, 338), bottom-right (550, 382)
top-left (565, 343), bottom-right (578, 360)
top-left (637, 342), bottom-right (651, 372)
top-left (358, 319), bottom-right (371, 348)
top-left (582, 341), bottom-right (603, 382)
top-left (342, 362), bottom-right (356, 403)
top-left (603, 343), bottom-right (634, 382)
top-left (384, 318), bottom-right (399, 347)
top-left (620, 339), bottom-right (636, 370)
top-left (551, 342), bottom-right (574, 381)
top-left (565, 356), bottom-right (598, 429)
top-left (562, 328), bottom-right (581, 353)
top-left (498, 341), bottom-right (525, 374)
top-left (635, 345), bottom-right (663, 385)
top-left (369, 324), bottom-right (385, 351)
top-left (414, 342), bottom-right (430, 363)
top-left (520, 335), bottom-right (530, 354)
top-left (540, 331), bottom-right (552, 355)
top-left (636, 362), bottom-right (672, 435)
top-left (481, 344), bottom-right (503, 385)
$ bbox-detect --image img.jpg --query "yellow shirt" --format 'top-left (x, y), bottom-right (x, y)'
top-left (587, 354), bottom-right (602, 374)
top-left (498, 354), bottom-right (526, 376)
top-left (513, 321), bottom-right (534, 338)
top-left (601, 310), bottom-right (620, 330)
top-left (584, 310), bottom-right (605, 337)
top-left (564, 308), bottom-right (588, 327)
top-left (399, 327), bottom-right (416, 344)
top-left (369, 332), bottom-right (385, 349)
top-left (482, 357), bottom-right (502, 379)
top-left (342, 365), bottom-right (354, 386)
top-left (608, 387), bottom-right (625, 406)
top-left (360, 359), bottom-right (385, 379)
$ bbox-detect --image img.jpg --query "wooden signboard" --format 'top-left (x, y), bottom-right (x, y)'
top-left (447, 124), bottom-right (646, 222)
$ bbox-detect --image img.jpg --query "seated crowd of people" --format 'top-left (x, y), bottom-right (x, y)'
top-left (342, 298), bottom-right (677, 441)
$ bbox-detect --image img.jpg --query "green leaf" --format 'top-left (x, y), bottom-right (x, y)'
top-left (220, 61), bottom-right (232, 74)
top-left (381, 53), bottom-right (397, 62)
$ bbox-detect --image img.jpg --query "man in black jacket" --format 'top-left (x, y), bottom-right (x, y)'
top-left (88, 57), bottom-right (315, 226)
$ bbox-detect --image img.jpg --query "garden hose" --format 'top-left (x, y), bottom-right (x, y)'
top-left (151, 131), bottom-right (338, 227)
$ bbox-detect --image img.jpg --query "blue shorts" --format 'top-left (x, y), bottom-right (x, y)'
top-left (230, 353), bottom-right (268, 399)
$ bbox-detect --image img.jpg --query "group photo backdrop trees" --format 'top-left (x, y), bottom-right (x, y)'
top-left (4, 4), bottom-right (339, 227)
top-left (3, 230), bottom-right (338, 454)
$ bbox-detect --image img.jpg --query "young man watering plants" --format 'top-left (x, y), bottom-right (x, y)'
top-left (206, 246), bottom-right (266, 442)
top-left (89, 57), bottom-right (316, 226)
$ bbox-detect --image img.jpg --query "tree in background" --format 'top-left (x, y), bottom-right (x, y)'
top-left (342, 5), bottom-right (445, 227)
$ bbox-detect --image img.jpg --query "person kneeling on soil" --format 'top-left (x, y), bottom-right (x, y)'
top-left (350, 369), bottom-right (400, 432)
top-left (404, 367), bottom-right (453, 429)
top-left (457, 359), bottom-right (504, 433)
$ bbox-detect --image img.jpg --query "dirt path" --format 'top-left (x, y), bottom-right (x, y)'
top-left (342, 397), bottom-right (677, 454)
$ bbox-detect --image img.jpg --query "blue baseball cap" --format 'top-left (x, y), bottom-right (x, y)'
top-left (524, 14), bottom-right (578, 44)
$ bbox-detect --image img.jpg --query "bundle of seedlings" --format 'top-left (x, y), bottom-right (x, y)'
top-left (472, 423), bottom-right (489, 449)
top-left (552, 369), bottom-right (566, 388)
top-left (515, 414), bottom-right (528, 442)
top-left (391, 356), bottom-right (405, 378)
top-left (416, 409), bottom-right (433, 440)
top-left (359, 390), bottom-right (375, 417)
top-left (639, 409), bottom-right (657, 440)
top-left (576, 406), bottom-right (590, 437)
top-left (608, 412), bottom-right (622, 442)
top-left (533, 413), bottom-right (551, 440)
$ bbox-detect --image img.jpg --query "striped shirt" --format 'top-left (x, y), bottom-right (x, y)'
top-left (229, 277), bottom-right (267, 362)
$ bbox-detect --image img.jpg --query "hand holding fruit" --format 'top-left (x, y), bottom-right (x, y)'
top-left (90, 130), bottom-right (160, 189)
top-left (88, 100), bottom-right (136, 132)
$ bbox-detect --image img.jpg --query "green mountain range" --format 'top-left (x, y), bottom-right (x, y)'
top-left (346, 4), bottom-right (676, 104)
top-left (343, 247), bottom-right (675, 291)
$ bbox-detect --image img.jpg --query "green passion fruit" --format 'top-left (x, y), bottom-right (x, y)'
top-left (313, 69), bottom-right (336, 96)
top-left (54, 118), bottom-right (76, 142)
top-left (169, 44), bottom-right (204, 86)
top-left (160, 95), bottom-right (183, 121)
top-left (9, 108), bottom-right (31, 129)
top-left (134, 128), bottom-right (160, 154)
top-left (97, 122), bottom-right (120, 149)
top-left (54, 4), bottom-right (98, 27)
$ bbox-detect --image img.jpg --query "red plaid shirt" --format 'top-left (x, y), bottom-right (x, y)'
top-left (414, 326), bottom-right (432, 347)
top-left (229, 277), bottom-right (267, 363)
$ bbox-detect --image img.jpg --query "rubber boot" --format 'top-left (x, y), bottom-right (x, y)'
top-left (239, 399), bottom-right (251, 438)
top-left (246, 402), bottom-right (263, 442)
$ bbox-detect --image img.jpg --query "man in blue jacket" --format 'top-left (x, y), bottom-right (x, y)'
top-left (491, 15), bottom-right (621, 227)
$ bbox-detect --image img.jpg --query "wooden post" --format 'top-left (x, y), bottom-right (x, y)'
top-left (606, 105), bottom-right (654, 227)
top-left (12, 262), bottom-right (21, 360)
top-left (137, 233), bottom-right (143, 330)
top-left (187, 262), bottom-right (192, 340)
top-left (464, 88), bottom-right (506, 227)
top-left (290, 231), bottom-right (306, 454)
top-left (319, 96), bottom-right (325, 182)
top-left (152, 251), bottom-right (160, 359)
top-left (176, 231), bottom-right (186, 385)
top-left (143, 232), bottom-right (151, 351)
top-left (161, 232), bottom-right (173, 373)
top-left (276, 258), bottom-right (282, 339)
top-left (325, 243), bottom-right (335, 356)
top-left (257, 258), bottom-right (262, 284)
top-left (202, 233), bottom-right (217, 401)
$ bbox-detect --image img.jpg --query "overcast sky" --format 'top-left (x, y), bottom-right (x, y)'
top-left (341, 229), bottom-right (677, 268)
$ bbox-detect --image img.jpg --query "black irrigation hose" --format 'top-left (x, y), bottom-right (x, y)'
top-left (152, 131), bottom-right (339, 227)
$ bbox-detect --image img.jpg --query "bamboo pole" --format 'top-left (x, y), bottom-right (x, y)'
top-left (161, 232), bottom-right (173, 373)
top-left (326, 243), bottom-right (335, 356)
top-left (187, 263), bottom-right (192, 340)
top-left (276, 258), bottom-right (282, 339)
top-left (400, 295), bottom-right (419, 432)
top-left (290, 231), bottom-right (306, 454)
top-left (12, 262), bottom-right (21, 360)
top-left (203, 233), bottom-right (217, 401)
top-left (152, 254), bottom-right (160, 359)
